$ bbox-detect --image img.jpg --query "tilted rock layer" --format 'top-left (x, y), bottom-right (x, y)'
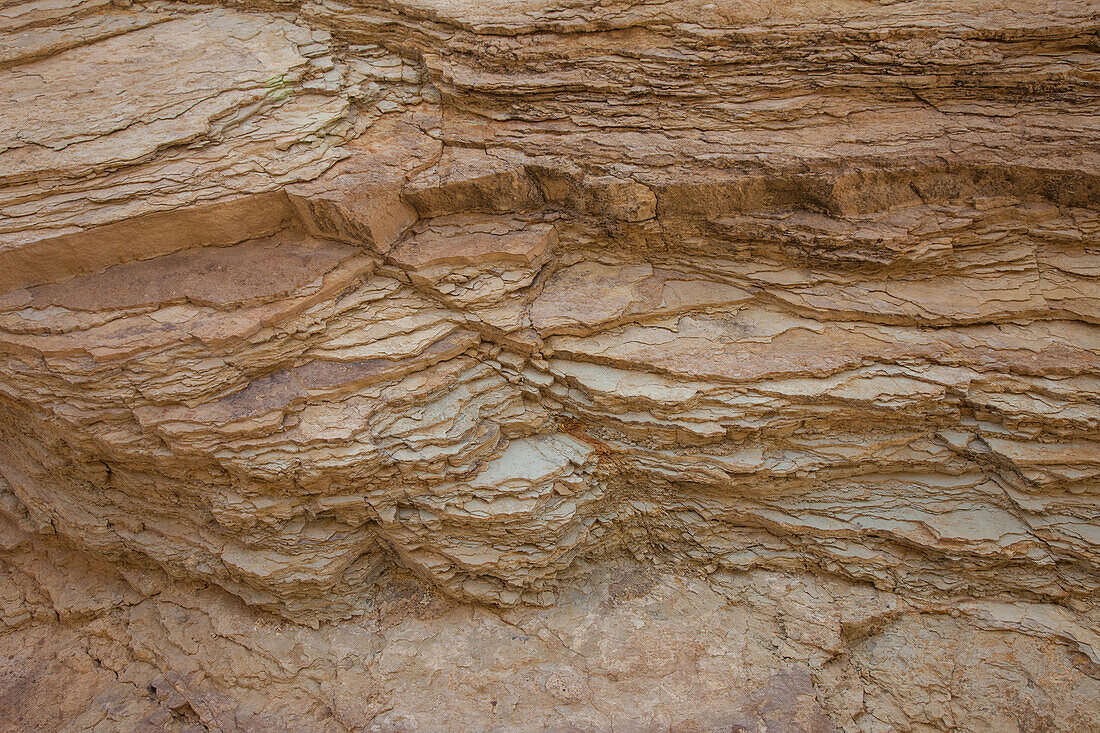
top-left (1, 0), bottom-right (1099, 730)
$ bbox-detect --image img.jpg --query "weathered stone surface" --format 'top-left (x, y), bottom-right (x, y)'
top-left (1, 0), bottom-right (1099, 729)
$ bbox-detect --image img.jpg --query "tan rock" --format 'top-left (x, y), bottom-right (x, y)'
top-left (1, 0), bottom-right (1099, 728)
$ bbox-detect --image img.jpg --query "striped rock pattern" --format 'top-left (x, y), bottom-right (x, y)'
top-left (1, 0), bottom-right (1098, 730)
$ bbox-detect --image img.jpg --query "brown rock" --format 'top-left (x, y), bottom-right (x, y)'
top-left (1, 0), bottom-right (1099, 729)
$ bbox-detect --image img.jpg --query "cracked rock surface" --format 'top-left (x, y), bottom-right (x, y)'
top-left (1, 0), bottom-right (1099, 730)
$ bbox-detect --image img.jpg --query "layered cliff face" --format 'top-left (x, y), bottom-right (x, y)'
top-left (2, 0), bottom-right (1099, 730)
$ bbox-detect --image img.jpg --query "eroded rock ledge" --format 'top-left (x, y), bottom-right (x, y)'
top-left (1, 0), bottom-right (1099, 730)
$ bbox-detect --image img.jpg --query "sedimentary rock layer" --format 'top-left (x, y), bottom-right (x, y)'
top-left (1, 0), bottom-right (1098, 730)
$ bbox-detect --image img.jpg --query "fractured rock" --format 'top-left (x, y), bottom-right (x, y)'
top-left (1, 0), bottom-right (1099, 729)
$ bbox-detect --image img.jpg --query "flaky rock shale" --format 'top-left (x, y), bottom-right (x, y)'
top-left (2, 0), bottom-right (1100, 729)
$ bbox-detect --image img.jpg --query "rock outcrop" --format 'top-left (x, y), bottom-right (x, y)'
top-left (1, 0), bottom-right (1099, 730)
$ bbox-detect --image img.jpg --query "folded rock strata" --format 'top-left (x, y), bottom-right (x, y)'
top-left (1, 0), bottom-right (1099, 730)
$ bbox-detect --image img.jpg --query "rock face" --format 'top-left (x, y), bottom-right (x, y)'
top-left (2, 0), bottom-right (1099, 730)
